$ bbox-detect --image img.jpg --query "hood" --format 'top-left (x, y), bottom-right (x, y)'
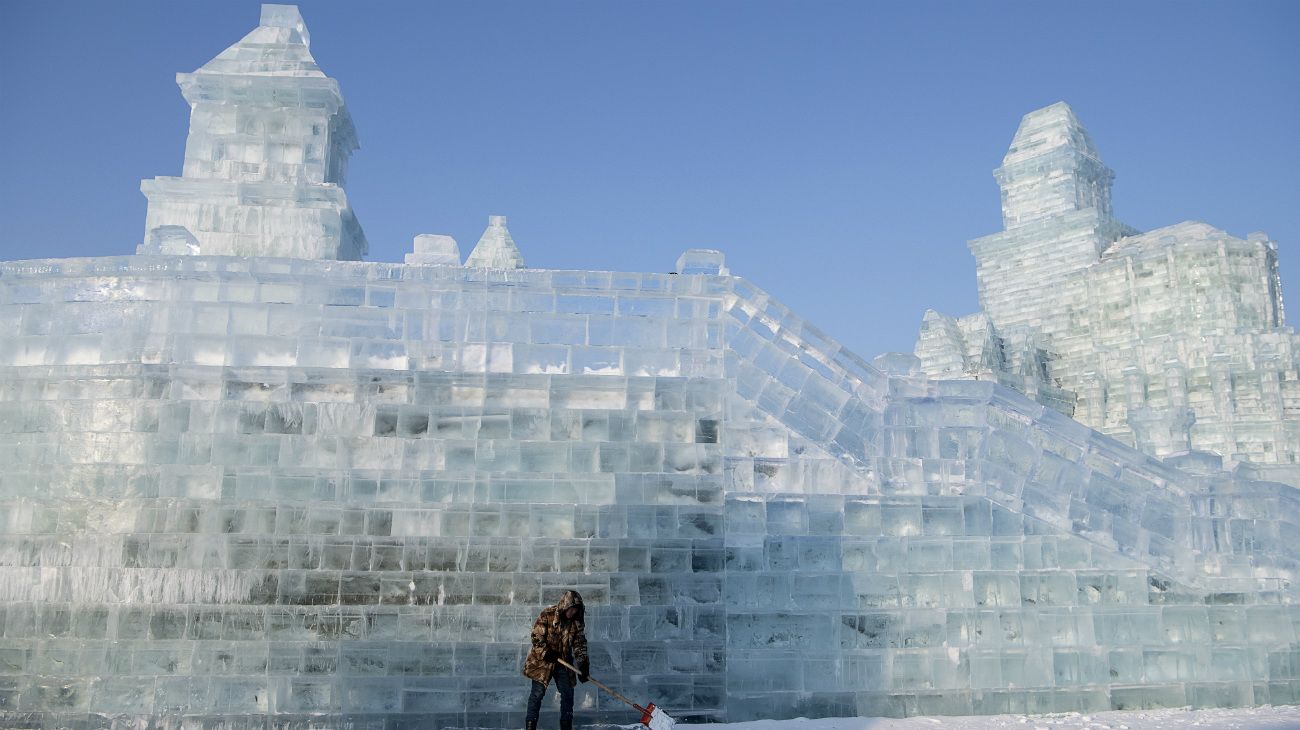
top-left (554, 590), bottom-right (585, 622)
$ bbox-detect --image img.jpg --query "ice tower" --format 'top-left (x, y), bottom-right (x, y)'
top-left (139, 4), bottom-right (367, 260)
top-left (918, 103), bottom-right (1298, 478)
top-left (997, 103), bottom-right (1115, 227)
top-left (1, 9), bottom-right (1298, 729)
top-left (974, 103), bottom-right (1136, 338)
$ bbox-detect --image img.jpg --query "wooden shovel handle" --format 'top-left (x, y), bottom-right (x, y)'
top-left (556, 657), bottom-right (649, 714)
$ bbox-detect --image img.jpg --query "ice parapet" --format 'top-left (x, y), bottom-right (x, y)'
top-left (916, 103), bottom-right (1298, 479)
top-left (139, 4), bottom-right (367, 260)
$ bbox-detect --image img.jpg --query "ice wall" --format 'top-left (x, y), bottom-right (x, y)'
top-left (0, 253), bottom-right (1296, 728)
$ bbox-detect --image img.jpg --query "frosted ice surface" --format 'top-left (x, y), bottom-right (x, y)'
top-left (0, 6), bottom-right (1297, 730)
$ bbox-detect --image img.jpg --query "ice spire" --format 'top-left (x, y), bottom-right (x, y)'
top-left (195, 4), bottom-right (318, 75)
top-left (465, 216), bottom-right (526, 269)
top-left (139, 4), bottom-right (367, 260)
top-left (994, 102), bottom-right (1115, 227)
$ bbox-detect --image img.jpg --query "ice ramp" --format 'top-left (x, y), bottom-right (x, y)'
top-left (721, 278), bottom-right (1297, 591)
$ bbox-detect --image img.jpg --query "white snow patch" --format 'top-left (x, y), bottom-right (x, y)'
top-left (612, 706), bottom-right (1300, 730)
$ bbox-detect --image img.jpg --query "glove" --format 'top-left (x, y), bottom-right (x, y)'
top-left (578, 659), bottom-right (590, 684)
top-left (543, 648), bottom-right (559, 663)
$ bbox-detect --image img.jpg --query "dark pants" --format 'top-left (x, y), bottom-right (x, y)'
top-left (525, 668), bottom-right (574, 729)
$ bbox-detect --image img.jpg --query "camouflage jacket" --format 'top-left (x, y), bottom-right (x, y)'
top-left (522, 590), bottom-right (589, 685)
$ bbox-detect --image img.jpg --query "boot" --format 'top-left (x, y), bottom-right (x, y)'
top-left (526, 722), bottom-right (537, 730)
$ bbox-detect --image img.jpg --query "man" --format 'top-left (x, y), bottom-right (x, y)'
top-left (523, 590), bottom-right (590, 730)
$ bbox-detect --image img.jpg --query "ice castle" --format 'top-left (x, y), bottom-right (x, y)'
top-left (914, 103), bottom-right (1299, 484)
top-left (1, 6), bottom-right (1296, 728)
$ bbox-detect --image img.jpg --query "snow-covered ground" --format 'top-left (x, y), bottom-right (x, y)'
top-left (673, 706), bottom-right (1300, 730)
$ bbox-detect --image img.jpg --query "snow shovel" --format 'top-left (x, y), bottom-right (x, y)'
top-left (556, 658), bottom-right (676, 730)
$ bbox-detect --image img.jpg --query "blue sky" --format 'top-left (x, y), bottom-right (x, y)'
top-left (1, 1), bottom-right (1296, 359)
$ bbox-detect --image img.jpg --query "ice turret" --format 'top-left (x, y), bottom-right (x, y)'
top-left (138, 4), bottom-right (367, 260)
top-left (995, 101), bottom-right (1115, 227)
top-left (465, 215), bottom-right (526, 268)
top-left (967, 104), bottom-right (1137, 347)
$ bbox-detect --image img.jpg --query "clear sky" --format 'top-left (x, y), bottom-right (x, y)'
top-left (1, 1), bottom-right (1296, 359)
